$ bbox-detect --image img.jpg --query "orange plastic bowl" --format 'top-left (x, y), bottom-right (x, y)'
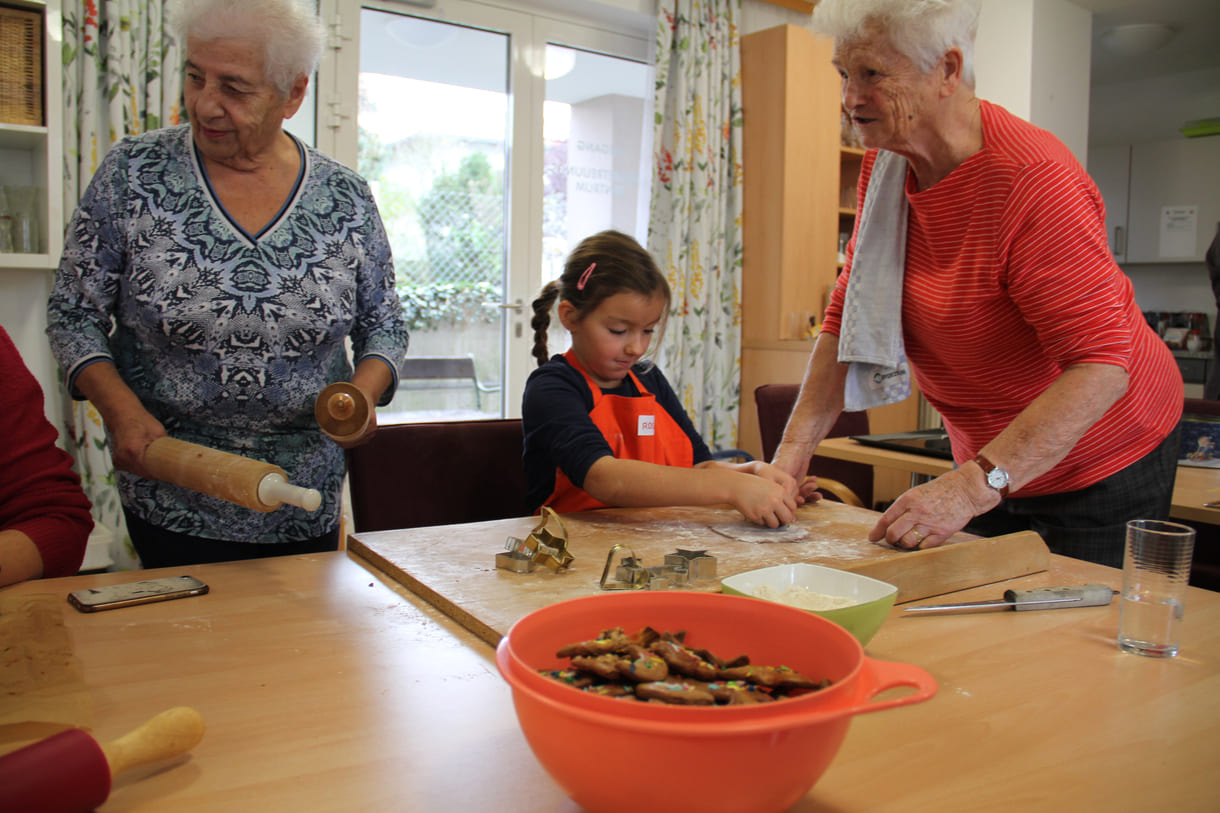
top-left (496, 591), bottom-right (936, 813)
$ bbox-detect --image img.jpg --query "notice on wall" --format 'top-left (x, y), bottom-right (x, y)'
top-left (1159, 205), bottom-right (1198, 258)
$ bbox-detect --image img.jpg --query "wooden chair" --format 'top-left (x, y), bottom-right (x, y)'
top-left (754, 384), bottom-right (874, 509)
top-left (1184, 397), bottom-right (1220, 418)
top-left (347, 418), bottom-right (527, 532)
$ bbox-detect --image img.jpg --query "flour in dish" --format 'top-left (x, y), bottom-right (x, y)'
top-left (754, 584), bottom-right (857, 611)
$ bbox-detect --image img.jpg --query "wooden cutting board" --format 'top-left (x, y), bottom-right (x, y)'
top-left (349, 501), bottom-right (1049, 647)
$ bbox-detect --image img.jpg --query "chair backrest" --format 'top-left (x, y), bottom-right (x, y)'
top-left (754, 384), bottom-right (874, 508)
top-left (401, 355), bottom-right (478, 382)
top-left (397, 355), bottom-right (501, 409)
top-left (347, 418), bottom-right (528, 532)
top-left (1184, 397), bottom-right (1220, 418)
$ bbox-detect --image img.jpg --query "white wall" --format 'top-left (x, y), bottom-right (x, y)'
top-left (975, 0), bottom-right (1036, 120)
top-left (976, 0), bottom-right (1091, 164)
top-left (1028, 0), bottom-right (1091, 164)
top-left (0, 270), bottom-right (62, 434)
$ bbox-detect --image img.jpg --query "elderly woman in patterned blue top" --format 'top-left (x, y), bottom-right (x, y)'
top-left (47, 0), bottom-right (409, 568)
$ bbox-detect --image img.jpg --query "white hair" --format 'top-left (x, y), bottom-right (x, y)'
top-left (168, 0), bottom-right (325, 96)
top-left (813, 0), bottom-right (981, 88)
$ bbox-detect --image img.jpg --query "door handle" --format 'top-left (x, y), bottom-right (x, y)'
top-left (1114, 225), bottom-right (1126, 256)
top-left (496, 299), bottom-right (525, 337)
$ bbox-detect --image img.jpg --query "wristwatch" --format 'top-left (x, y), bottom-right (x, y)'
top-left (972, 453), bottom-right (1010, 498)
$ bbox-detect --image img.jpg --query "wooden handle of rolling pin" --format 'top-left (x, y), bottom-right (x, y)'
top-left (315, 382), bottom-right (370, 443)
top-left (144, 438), bottom-right (321, 512)
top-left (102, 706), bottom-right (206, 779)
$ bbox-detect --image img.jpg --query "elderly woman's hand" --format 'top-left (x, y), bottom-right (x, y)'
top-left (332, 408), bottom-right (378, 449)
top-left (868, 466), bottom-right (1001, 551)
top-left (770, 442), bottom-right (808, 483)
top-left (330, 360), bottom-right (396, 448)
top-left (111, 409), bottom-right (168, 479)
top-left (769, 446), bottom-right (828, 506)
top-left (732, 460), bottom-right (799, 496)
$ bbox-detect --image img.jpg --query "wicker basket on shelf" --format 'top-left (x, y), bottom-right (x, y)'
top-left (0, 4), bottom-right (43, 127)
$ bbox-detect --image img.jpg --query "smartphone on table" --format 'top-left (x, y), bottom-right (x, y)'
top-left (67, 575), bottom-right (209, 613)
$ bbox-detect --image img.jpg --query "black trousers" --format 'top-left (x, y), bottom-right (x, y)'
top-left (964, 429), bottom-right (1180, 569)
top-left (124, 508), bottom-right (341, 569)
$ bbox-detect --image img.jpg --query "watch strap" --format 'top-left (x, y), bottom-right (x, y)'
top-left (972, 453), bottom-right (1010, 498)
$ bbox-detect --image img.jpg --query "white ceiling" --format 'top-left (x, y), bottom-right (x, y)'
top-left (1074, 0), bottom-right (1220, 86)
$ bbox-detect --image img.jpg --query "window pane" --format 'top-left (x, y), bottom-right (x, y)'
top-left (358, 9), bottom-right (508, 420)
top-left (542, 45), bottom-right (651, 285)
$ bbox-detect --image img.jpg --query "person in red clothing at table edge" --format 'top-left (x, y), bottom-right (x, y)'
top-left (0, 325), bottom-right (92, 586)
top-left (772, 0), bottom-right (1182, 568)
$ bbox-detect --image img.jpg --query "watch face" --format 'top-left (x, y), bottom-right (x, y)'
top-left (987, 468), bottom-right (1009, 489)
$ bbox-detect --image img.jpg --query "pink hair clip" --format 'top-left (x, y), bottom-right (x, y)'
top-left (576, 262), bottom-right (596, 290)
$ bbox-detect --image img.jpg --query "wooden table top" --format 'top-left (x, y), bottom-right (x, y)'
top-left (346, 501), bottom-right (1050, 645)
top-left (815, 436), bottom-right (1220, 525)
top-left (4, 531), bottom-right (1219, 811)
top-left (1, 554), bottom-right (558, 812)
top-left (352, 505), bottom-right (1220, 811)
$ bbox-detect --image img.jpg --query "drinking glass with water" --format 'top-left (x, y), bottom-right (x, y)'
top-left (1117, 519), bottom-right (1195, 658)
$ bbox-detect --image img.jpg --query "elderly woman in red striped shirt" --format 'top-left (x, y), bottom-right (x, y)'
top-left (772, 0), bottom-right (1182, 568)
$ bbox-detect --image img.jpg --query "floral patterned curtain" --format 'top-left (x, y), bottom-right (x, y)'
top-left (61, 0), bottom-right (181, 569)
top-left (648, 0), bottom-right (745, 452)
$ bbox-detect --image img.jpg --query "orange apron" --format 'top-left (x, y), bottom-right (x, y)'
top-left (544, 350), bottom-right (695, 513)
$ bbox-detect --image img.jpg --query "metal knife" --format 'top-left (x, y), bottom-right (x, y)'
top-left (904, 584), bottom-right (1117, 614)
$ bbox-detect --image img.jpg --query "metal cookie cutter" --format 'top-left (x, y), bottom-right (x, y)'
top-left (665, 549), bottom-right (717, 581)
top-left (496, 507), bottom-right (574, 573)
top-left (599, 545), bottom-right (717, 591)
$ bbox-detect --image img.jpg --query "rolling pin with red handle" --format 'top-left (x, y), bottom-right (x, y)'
top-left (144, 437), bottom-right (321, 512)
top-left (0, 706), bottom-right (205, 813)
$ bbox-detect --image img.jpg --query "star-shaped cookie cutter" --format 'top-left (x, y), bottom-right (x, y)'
top-left (599, 546), bottom-right (717, 590)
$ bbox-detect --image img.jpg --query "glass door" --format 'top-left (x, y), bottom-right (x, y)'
top-left (318, 0), bottom-right (651, 420)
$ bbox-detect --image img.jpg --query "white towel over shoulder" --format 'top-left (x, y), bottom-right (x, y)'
top-left (837, 149), bottom-right (912, 411)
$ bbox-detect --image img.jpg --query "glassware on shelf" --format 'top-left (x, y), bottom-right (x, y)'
top-left (0, 186), bottom-right (15, 253)
top-left (10, 185), bottom-right (37, 253)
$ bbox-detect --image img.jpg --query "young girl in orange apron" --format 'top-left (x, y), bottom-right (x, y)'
top-left (523, 230), bottom-right (799, 527)
top-left (545, 349), bottom-right (694, 512)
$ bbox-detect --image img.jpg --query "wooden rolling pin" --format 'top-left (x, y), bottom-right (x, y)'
top-left (144, 437), bottom-right (322, 512)
top-left (314, 380), bottom-right (370, 444)
top-left (0, 706), bottom-right (205, 813)
top-left (315, 381), bottom-right (370, 443)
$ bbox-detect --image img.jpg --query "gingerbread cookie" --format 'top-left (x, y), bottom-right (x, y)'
top-left (542, 624), bottom-right (829, 707)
